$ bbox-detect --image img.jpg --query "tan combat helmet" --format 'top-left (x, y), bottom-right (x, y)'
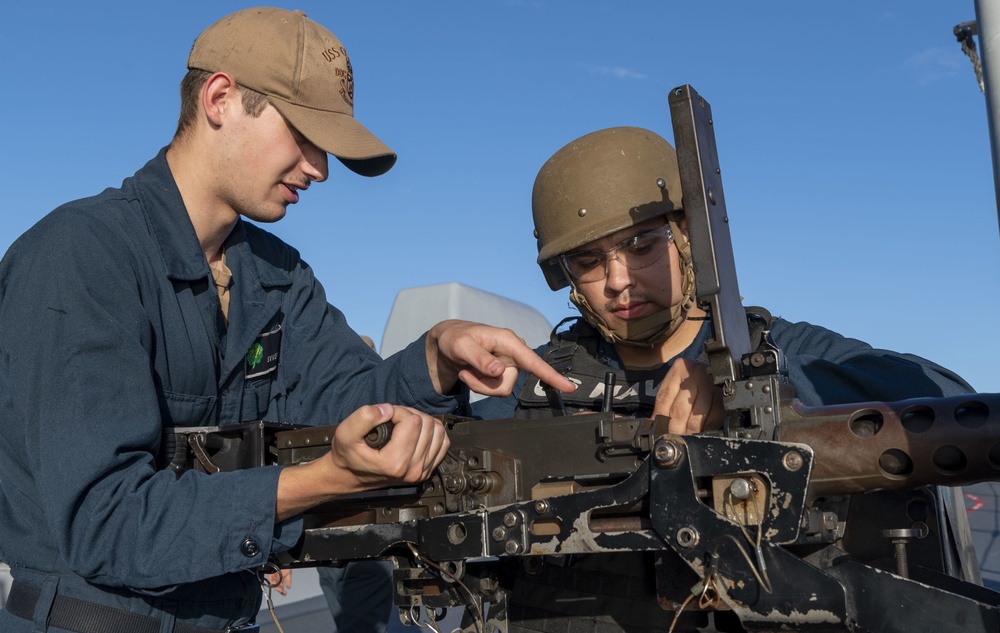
top-left (532, 126), bottom-right (696, 346)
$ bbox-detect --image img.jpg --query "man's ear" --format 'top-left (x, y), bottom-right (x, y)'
top-left (200, 72), bottom-right (239, 128)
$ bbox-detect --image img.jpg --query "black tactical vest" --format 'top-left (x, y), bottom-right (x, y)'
top-left (515, 309), bottom-right (772, 420)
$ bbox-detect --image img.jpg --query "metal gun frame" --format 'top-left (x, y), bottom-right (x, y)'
top-left (162, 86), bottom-right (1000, 632)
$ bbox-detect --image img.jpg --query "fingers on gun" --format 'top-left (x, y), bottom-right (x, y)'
top-left (503, 344), bottom-right (575, 394)
top-left (657, 359), bottom-right (719, 434)
top-left (373, 406), bottom-right (449, 484)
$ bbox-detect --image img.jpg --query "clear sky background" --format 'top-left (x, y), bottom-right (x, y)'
top-left (3, 2), bottom-right (999, 392)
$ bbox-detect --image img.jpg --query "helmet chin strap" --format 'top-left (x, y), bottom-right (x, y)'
top-left (569, 284), bottom-right (692, 348)
top-left (566, 216), bottom-right (697, 349)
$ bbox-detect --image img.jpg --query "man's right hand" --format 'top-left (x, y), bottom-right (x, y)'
top-left (328, 403), bottom-right (450, 488)
top-left (275, 404), bottom-right (449, 522)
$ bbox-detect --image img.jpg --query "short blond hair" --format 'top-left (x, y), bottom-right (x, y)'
top-left (172, 69), bottom-right (270, 140)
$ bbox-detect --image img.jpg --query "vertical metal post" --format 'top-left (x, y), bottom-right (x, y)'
top-left (668, 85), bottom-right (750, 385)
top-left (975, 0), bottom-right (1000, 233)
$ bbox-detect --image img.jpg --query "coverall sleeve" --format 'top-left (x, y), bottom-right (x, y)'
top-left (0, 216), bottom-right (286, 590)
top-left (770, 317), bottom-right (974, 406)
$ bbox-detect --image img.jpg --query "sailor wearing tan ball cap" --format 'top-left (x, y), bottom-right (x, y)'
top-left (0, 7), bottom-right (574, 633)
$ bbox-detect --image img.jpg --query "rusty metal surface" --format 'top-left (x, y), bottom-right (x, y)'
top-left (777, 393), bottom-right (1000, 499)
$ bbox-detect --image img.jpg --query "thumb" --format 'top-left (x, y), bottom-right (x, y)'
top-left (341, 403), bottom-right (394, 442)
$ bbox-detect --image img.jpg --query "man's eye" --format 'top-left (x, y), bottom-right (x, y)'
top-left (626, 236), bottom-right (656, 254)
top-left (571, 253), bottom-right (603, 269)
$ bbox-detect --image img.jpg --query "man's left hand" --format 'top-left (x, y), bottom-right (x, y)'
top-left (426, 320), bottom-right (576, 397)
top-left (653, 358), bottom-right (724, 434)
top-left (266, 569), bottom-right (292, 596)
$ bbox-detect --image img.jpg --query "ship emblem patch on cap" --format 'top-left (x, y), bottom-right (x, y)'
top-left (322, 45), bottom-right (354, 107)
top-left (340, 55), bottom-right (355, 107)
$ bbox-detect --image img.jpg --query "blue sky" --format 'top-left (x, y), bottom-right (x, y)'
top-left (3, 1), bottom-right (999, 392)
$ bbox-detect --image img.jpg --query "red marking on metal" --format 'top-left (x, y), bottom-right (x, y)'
top-left (966, 492), bottom-right (985, 513)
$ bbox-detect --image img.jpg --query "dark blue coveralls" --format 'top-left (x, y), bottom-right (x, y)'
top-left (0, 149), bottom-right (460, 632)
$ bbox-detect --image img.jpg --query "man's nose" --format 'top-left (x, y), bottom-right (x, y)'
top-left (604, 256), bottom-right (633, 291)
top-left (301, 145), bottom-right (329, 183)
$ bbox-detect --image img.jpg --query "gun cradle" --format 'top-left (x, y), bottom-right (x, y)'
top-left (270, 413), bottom-right (667, 563)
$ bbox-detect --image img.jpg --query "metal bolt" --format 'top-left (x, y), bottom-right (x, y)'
top-left (783, 451), bottom-right (804, 472)
top-left (654, 440), bottom-right (681, 468)
top-left (534, 500), bottom-right (550, 515)
top-left (479, 577), bottom-right (499, 594)
top-left (444, 475), bottom-right (459, 492)
top-left (881, 528), bottom-right (925, 578)
top-left (492, 526), bottom-right (507, 541)
top-left (504, 540), bottom-right (523, 555)
top-left (729, 478), bottom-right (752, 500)
top-left (503, 512), bottom-right (519, 528)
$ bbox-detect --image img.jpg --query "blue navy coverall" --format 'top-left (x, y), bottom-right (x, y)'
top-left (0, 149), bottom-right (459, 632)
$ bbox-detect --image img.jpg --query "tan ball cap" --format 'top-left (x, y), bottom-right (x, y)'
top-left (188, 7), bottom-right (396, 177)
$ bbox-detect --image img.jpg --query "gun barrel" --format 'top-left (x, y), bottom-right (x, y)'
top-left (776, 393), bottom-right (1000, 499)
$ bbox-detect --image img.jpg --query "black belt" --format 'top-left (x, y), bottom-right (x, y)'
top-left (6, 582), bottom-right (259, 633)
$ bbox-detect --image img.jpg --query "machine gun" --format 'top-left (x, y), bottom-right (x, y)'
top-left (162, 85), bottom-right (1000, 632)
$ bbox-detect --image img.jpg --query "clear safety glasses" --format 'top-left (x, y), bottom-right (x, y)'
top-left (559, 225), bottom-right (674, 284)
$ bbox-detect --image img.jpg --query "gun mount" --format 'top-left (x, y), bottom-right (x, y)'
top-left (161, 86), bottom-right (1000, 632)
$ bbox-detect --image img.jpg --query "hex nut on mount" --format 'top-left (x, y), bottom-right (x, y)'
top-left (654, 440), bottom-right (682, 468)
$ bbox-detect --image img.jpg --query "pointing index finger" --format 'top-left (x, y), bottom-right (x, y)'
top-left (508, 345), bottom-right (575, 393)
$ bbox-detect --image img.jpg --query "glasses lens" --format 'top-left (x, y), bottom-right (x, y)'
top-left (561, 226), bottom-right (673, 283)
top-left (562, 250), bottom-right (604, 282)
